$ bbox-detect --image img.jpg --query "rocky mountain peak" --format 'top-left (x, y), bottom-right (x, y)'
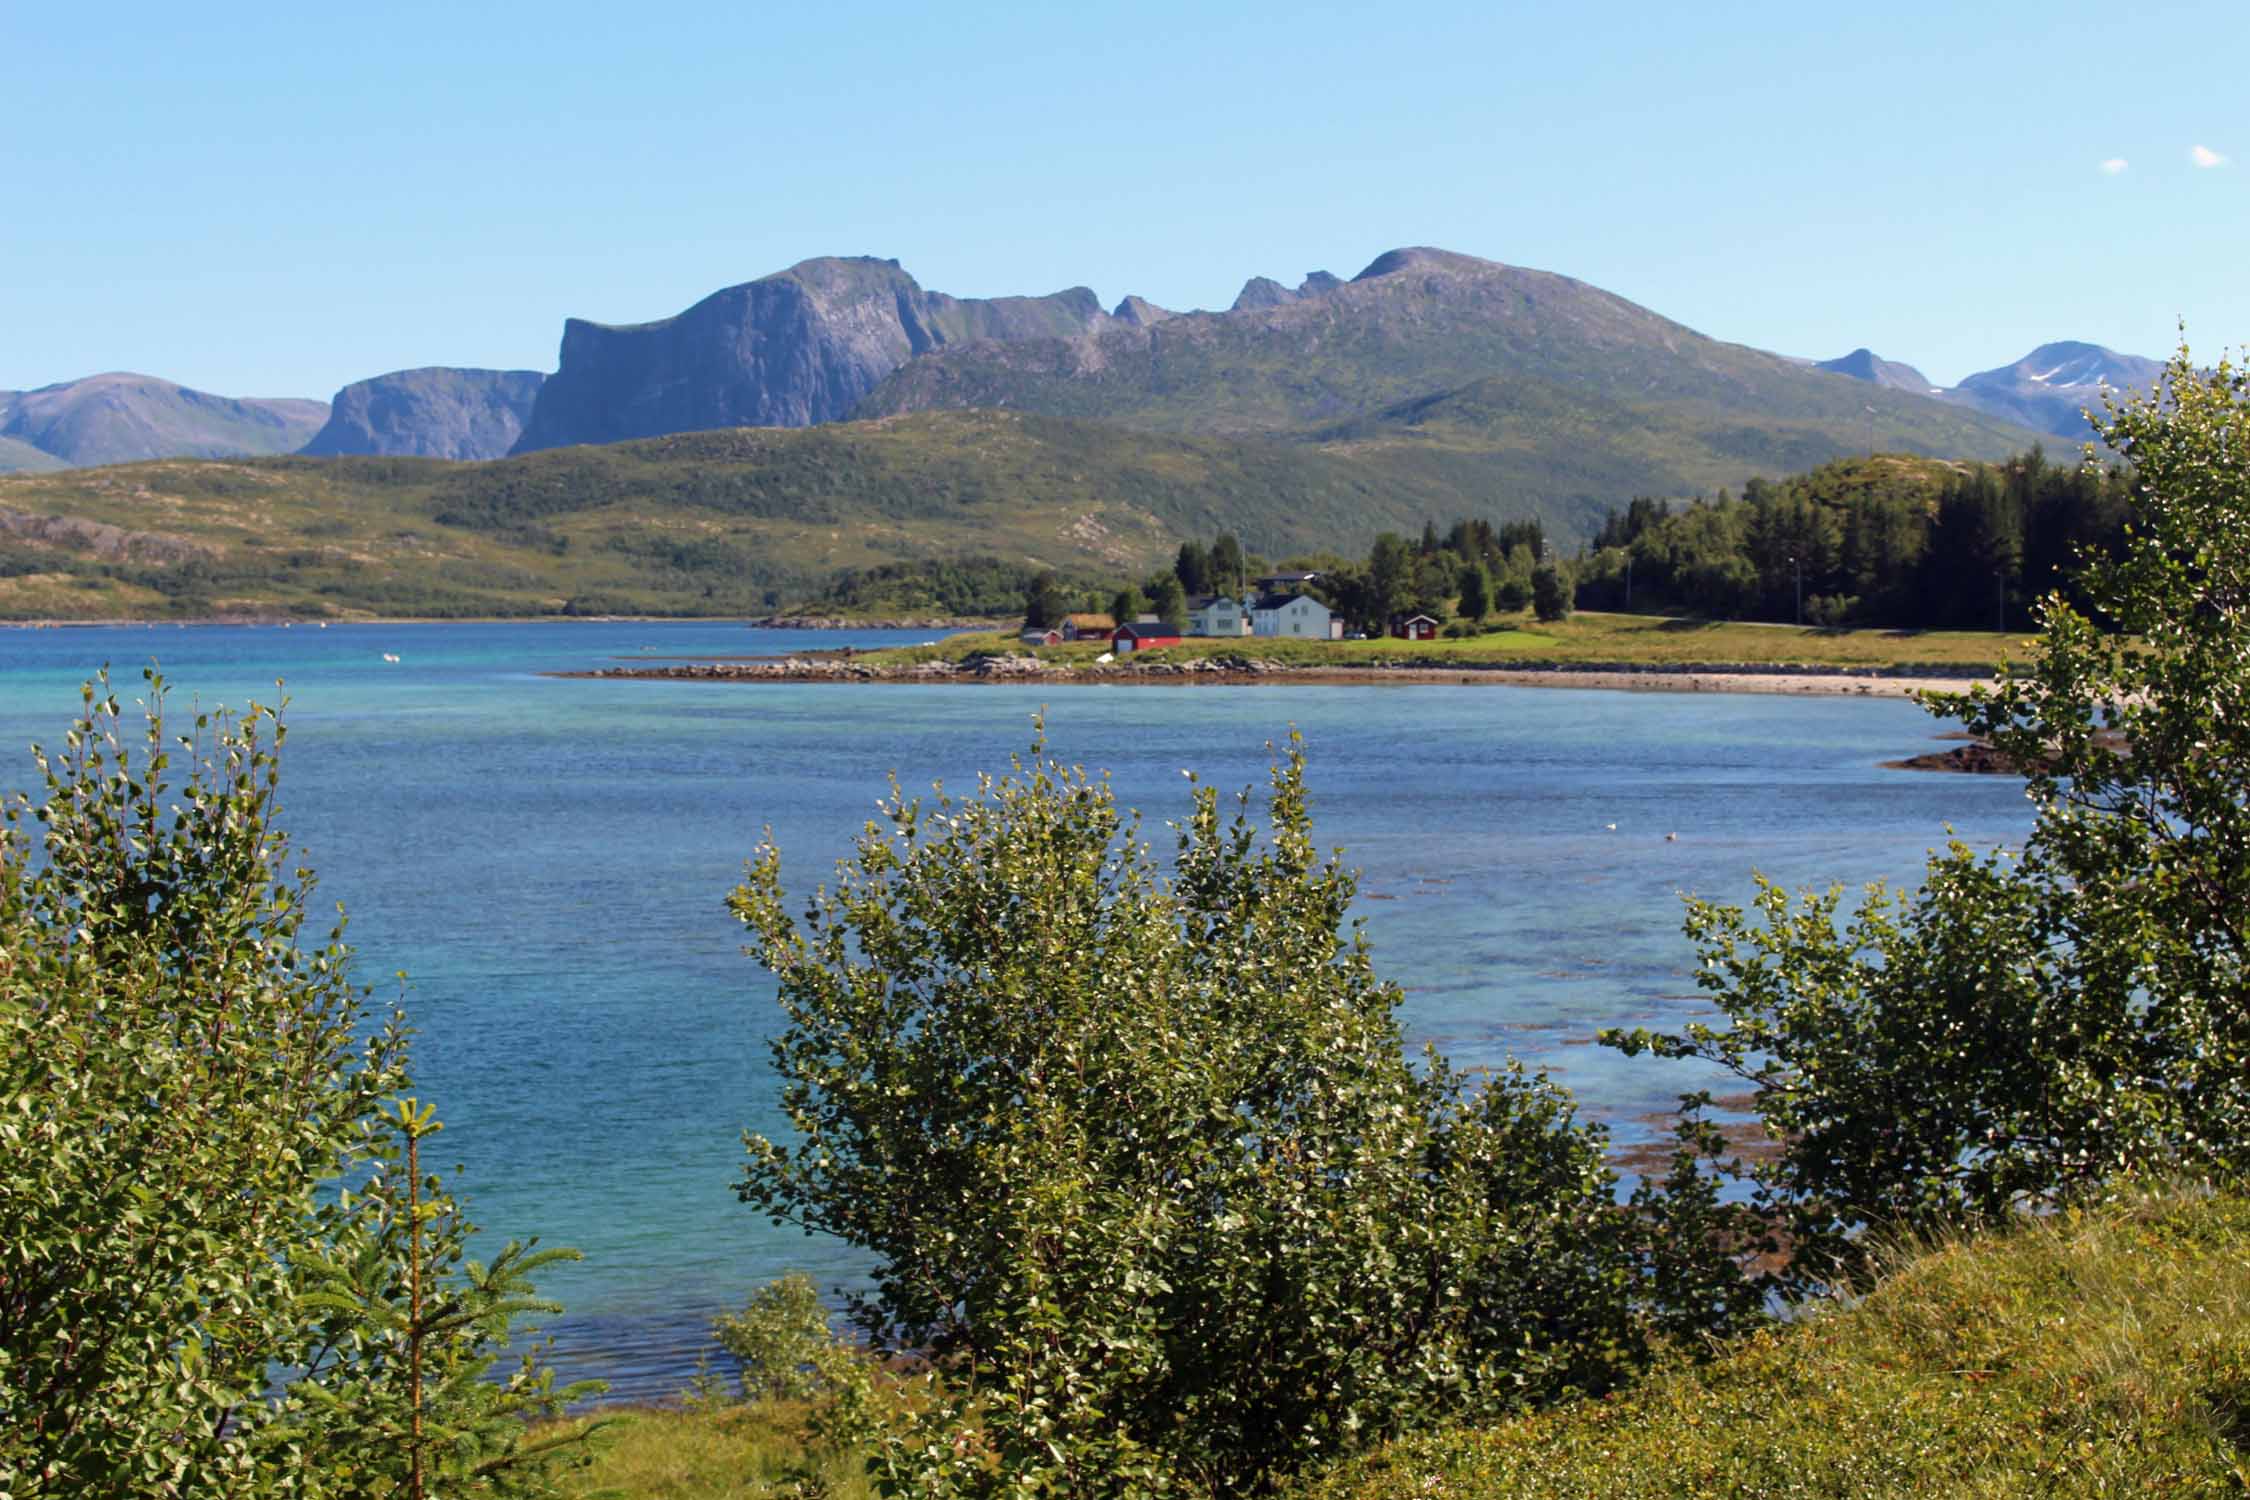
top-left (1950, 341), bottom-right (2168, 437)
top-left (1231, 276), bottom-right (1299, 312)
top-left (1814, 348), bottom-right (1939, 395)
top-left (301, 367), bottom-right (547, 460)
top-left (511, 259), bottom-right (1119, 454)
top-left (1350, 246), bottom-right (1502, 281)
top-left (1111, 295), bottom-right (1177, 327)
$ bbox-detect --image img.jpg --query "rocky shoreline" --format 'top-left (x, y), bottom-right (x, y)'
top-left (1881, 742), bottom-right (2027, 774)
top-left (555, 651), bottom-right (1994, 698)
top-left (749, 614), bottom-right (1009, 631)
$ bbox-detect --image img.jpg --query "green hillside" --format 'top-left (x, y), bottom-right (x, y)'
top-left (541, 1186), bottom-right (2250, 1498)
top-left (857, 250), bottom-right (2046, 447)
top-left (0, 411), bottom-right (1484, 620)
top-left (1305, 1186), bottom-right (2250, 1499)
top-left (856, 249), bottom-right (2049, 531)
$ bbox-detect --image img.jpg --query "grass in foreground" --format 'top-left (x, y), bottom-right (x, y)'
top-left (1302, 1185), bottom-right (2250, 1499)
top-left (548, 1189), bottom-right (2248, 1497)
top-left (875, 611), bottom-right (2017, 673)
top-left (551, 1398), bottom-right (870, 1499)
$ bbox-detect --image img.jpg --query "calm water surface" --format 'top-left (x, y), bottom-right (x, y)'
top-left (0, 621), bottom-right (2031, 1399)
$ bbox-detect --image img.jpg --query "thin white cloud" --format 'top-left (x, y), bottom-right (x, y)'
top-left (2191, 144), bottom-right (2230, 168)
top-left (2100, 157), bottom-right (2129, 174)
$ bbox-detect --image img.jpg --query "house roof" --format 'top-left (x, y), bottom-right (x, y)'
top-left (1113, 621), bottom-right (1182, 638)
top-left (1253, 591), bottom-right (1327, 612)
top-left (1255, 571), bottom-right (1320, 586)
top-left (1062, 613), bottom-right (1114, 629)
top-left (1187, 594), bottom-right (1243, 611)
top-left (1394, 612), bottom-right (1440, 625)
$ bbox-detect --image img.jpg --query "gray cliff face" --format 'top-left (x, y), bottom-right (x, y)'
top-left (301, 368), bottom-right (546, 460)
top-left (511, 257), bottom-right (1112, 454)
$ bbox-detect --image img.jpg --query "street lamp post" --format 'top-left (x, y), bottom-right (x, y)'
top-left (1791, 554), bottom-right (1802, 627)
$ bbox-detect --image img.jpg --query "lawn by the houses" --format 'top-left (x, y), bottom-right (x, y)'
top-left (890, 610), bottom-right (2017, 674)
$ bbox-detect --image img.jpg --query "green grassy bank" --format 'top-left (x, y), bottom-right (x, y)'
top-left (1305, 1186), bottom-right (2250, 1498)
top-left (872, 610), bottom-right (2016, 673)
top-left (552, 1187), bottom-right (2249, 1498)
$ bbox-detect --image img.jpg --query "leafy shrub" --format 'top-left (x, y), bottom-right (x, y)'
top-left (1531, 562), bottom-right (1572, 621)
top-left (1608, 346), bottom-right (2250, 1289)
top-left (1803, 592), bottom-right (1858, 627)
top-left (0, 672), bottom-right (596, 1497)
top-left (712, 1274), bottom-right (844, 1403)
top-left (731, 733), bottom-right (1751, 1497)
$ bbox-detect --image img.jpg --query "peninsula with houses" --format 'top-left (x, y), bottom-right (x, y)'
top-left (1019, 572), bottom-right (1438, 653)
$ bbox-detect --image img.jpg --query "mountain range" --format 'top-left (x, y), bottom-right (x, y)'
top-left (1946, 342), bottom-right (2170, 438)
top-left (1805, 340), bottom-right (2169, 442)
top-left (0, 247), bottom-right (2189, 622)
top-left (0, 250), bottom-right (2168, 482)
top-left (0, 374), bottom-right (326, 470)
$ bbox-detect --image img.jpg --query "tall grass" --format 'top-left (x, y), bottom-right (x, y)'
top-left (555, 1400), bottom-right (871, 1499)
top-left (1301, 1184), bottom-right (2250, 1498)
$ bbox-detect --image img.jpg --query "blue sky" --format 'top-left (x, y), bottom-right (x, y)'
top-left (4, 0), bottom-right (2242, 398)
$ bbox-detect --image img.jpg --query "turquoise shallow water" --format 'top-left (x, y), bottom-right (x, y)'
top-left (0, 622), bottom-right (2032, 1400)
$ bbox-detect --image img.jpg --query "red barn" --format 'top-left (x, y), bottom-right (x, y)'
top-left (1391, 613), bottom-right (1440, 641)
top-left (1111, 622), bottom-right (1184, 653)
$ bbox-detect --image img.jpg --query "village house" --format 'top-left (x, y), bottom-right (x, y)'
top-left (1186, 594), bottom-right (1253, 637)
top-left (1391, 613), bottom-right (1440, 641)
top-left (1060, 613), bottom-right (1115, 642)
top-left (1111, 620), bottom-right (1184, 653)
top-left (1019, 623), bottom-right (1064, 647)
top-left (1252, 592), bottom-right (1341, 639)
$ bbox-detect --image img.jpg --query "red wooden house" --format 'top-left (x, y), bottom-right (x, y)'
top-left (1391, 613), bottom-right (1440, 641)
top-left (1111, 621), bottom-right (1184, 653)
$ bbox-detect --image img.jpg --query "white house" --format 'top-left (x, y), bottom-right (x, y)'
top-left (1186, 594), bottom-right (1253, 637)
top-left (1251, 591), bottom-right (1340, 639)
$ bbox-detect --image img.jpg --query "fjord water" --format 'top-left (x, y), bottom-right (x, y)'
top-left (0, 622), bottom-right (2032, 1400)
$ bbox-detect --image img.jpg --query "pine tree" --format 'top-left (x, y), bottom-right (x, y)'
top-left (1174, 541), bottom-right (1212, 596)
top-left (1458, 562), bottom-right (1492, 623)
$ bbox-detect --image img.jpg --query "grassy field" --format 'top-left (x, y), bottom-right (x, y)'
top-left (1304, 1186), bottom-right (2250, 1499)
top-left (547, 1187), bottom-right (2248, 1497)
top-left (873, 611), bottom-right (2020, 673)
top-left (550, 1398), bottom-right (870, 1499)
